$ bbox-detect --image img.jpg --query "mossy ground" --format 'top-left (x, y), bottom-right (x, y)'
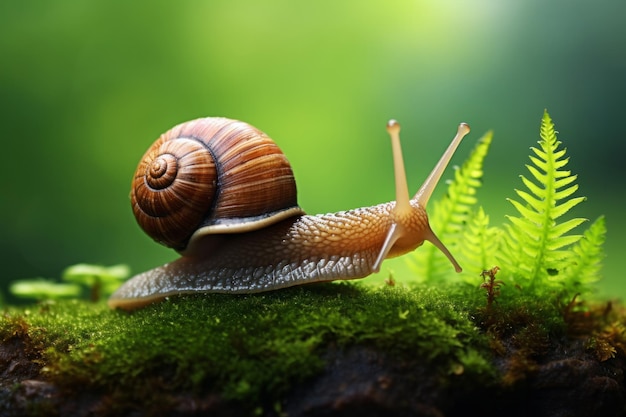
top-left (1, 282), bottom-right (625, 416)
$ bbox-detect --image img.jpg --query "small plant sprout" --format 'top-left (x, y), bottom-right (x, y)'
top-left (480, 266), bottom-right (503, 309)
top-left (62, 264), bottom-right (130, 302)
top-left (8, 264), bottom-right (130, 303)
top-left (10, 279), bottom-right (82, 301)
top-left (385, 270), bottom-right (396, 287)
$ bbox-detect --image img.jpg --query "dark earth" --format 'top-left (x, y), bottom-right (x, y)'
top-left (1, 328), bottom-right (624, 417)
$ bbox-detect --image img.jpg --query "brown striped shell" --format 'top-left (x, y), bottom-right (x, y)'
top-left (131, 117), bottom-right (304, 252)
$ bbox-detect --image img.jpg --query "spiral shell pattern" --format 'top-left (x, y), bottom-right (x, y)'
top-left (131, 118), bottom-right (300, 250)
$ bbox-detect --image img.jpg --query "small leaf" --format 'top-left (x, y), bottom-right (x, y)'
top-left (63, 263), bottom-right (130, 283)
top-left (507, 199), bottom-right (544, 225)
top-left (546, 235), bottom-right (583, 251)
top-left (553, 184), bottom-right (579, 200)
top-left (10, 279), bottom-right (82, 300)
top-left (553, 157), bottom-right (569, 170)
top-left (520, 176), bottom-right (545, 200)
top-left (62, 263), bottom-right (131, 300)
top-left (554, 175), bottom-right (577, 189)
top-left (526, 165), bottom-right (547, 184)
top-left (551, 197), bottom-right (586, 219)
top-left (549, 218), bottom-right (587, 238)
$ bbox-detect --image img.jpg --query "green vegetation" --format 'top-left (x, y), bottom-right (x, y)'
top-left (500, 111), bottom-right (590, 291)
top-left (8, 264), bottom-right (129, 303)
top-left (3, 282), bottom-right (623, 414)
top-left (9, 280), bottom-right (81, 301)
top-left (411, 110), bottom-right (606, 302)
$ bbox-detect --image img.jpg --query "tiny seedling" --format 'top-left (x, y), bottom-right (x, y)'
top-left (9, 264), bottom-right (129, 302)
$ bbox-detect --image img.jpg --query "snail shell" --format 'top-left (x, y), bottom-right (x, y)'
top-left (131, 118), bottom-right (304, 252)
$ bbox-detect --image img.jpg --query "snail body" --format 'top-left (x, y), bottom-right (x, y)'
top-left (109, 117), bottom-right (470, 310)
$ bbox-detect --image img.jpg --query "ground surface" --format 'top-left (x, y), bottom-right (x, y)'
top-left (1, 284), bottom-right (624, 416)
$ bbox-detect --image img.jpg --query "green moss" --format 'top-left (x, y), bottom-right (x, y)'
top-left (3, 280), bottom-right (625, 415)
top-left (2, 283), bottom-right (497, 409)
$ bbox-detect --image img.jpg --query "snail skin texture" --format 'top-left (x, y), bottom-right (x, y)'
top-left (109, 117), bottom-right (470, 310)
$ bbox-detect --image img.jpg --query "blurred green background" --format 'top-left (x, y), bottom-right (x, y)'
top-left (1, 0), bottom-right (625, 302)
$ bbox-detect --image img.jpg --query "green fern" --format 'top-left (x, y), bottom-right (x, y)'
top-left (408, 131), bottom-right (493, 282)
top-left (457, 206), bottom-right (501, 285)
top-left (498, 110), bottom-right (587, 290)
top-left (406, 110), bottom-right (605, 297)
top-left (562, 215), bottom-right (606, 291)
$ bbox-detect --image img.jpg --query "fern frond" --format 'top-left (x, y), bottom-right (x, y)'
top-left (562, 216), bottom-right (607, 292)
top-left (408, 131), bottom-right (492, 282)
top-left (499, 110), bottom-right (587, 290)
top-left (457, 206), bottom-right (501, 285)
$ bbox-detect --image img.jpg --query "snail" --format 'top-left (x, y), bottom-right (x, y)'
top-left (109, 117), bottom-right (470, 310)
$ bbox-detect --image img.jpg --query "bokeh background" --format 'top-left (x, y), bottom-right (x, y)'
top-left (1, 0), bottom-right (625, 302)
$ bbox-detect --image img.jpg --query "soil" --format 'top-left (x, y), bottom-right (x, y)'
top-left (1, 330), bottom-right (624, 417)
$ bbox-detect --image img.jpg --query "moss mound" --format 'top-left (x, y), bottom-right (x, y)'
top-left (1, 282), bottom-right (625, 416)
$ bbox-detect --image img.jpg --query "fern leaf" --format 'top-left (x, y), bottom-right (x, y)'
top-left (545, 236), bottom-right (581, 251)
top-left (500, 224), bottom-right (536, 278)
top-left (549, 218), bottom-right (588, 239)
top-left (562, 216), bottom-right (607, 290)
top-left (407, 131), bottom-right (492, 282)
top-left (551, 197), bottom-right (587, 219)
top-left (457, 206), bottom-right (501, 285)
top-left (508, 196), bottom-right (545, 224)
top-left (554, 184), bottom-right (579, 200)
top-left (499, 110), bottom-right (587, 290)
top-left (554, 176), bottom-right (577, 189)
